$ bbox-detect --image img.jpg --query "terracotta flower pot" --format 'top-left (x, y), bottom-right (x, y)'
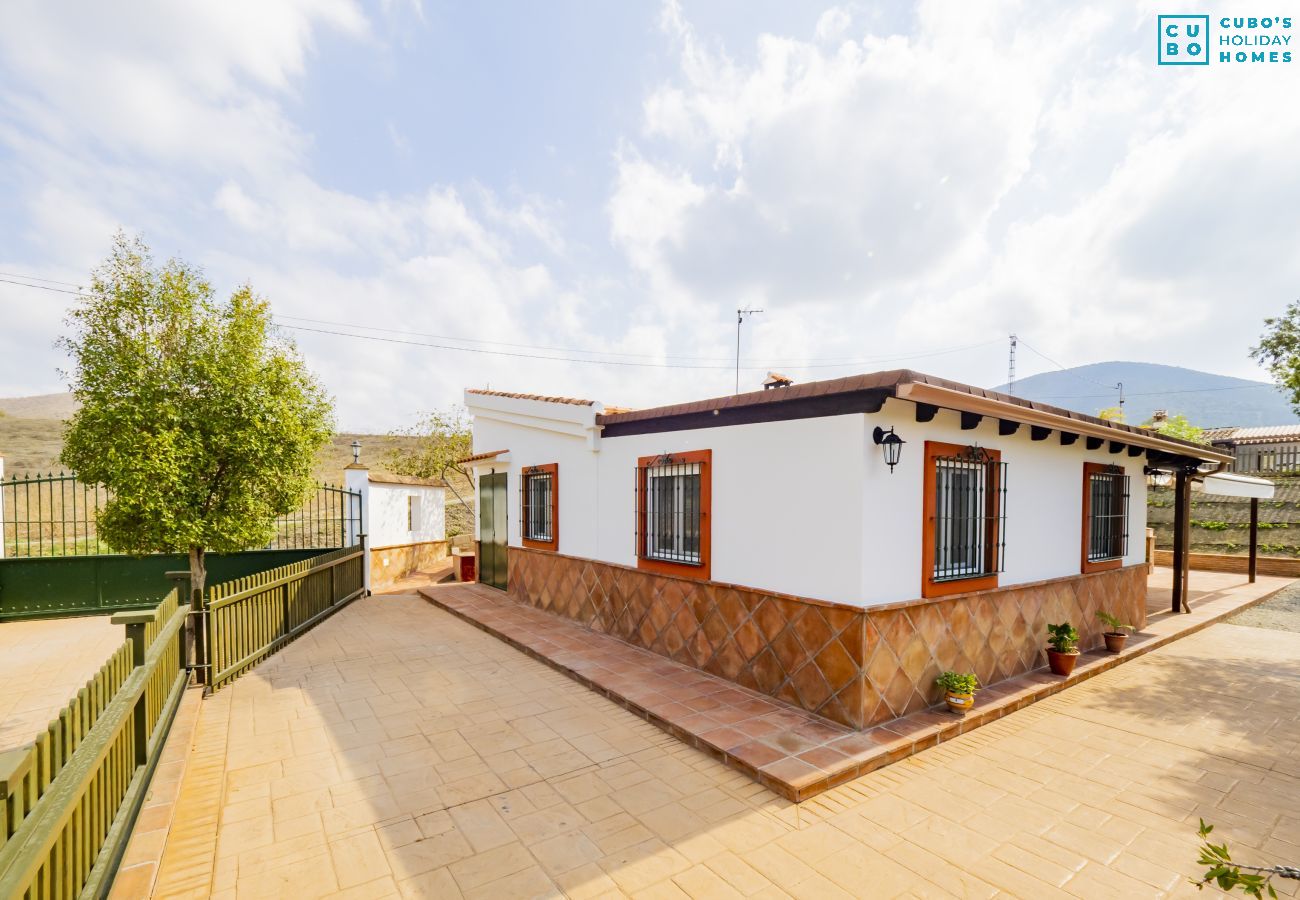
top-left (1047, 648), bottom-right (1079, 676)
top-left (944, 691), bottom-right (975, 714)
top-left (1103, 632), bottom-right (1128, 653)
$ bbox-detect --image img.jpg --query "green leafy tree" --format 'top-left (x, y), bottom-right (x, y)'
top-left (59, 233), bottom-right (334, 597)
top-left (1143, 412), bottom-right (1205, 444)
top-left (1251, 300), bottom-right (1300, 417)
top-left (1097, 406), bottom-right (1126, 423)
top-left (383, 407), bottom-right (474, 536)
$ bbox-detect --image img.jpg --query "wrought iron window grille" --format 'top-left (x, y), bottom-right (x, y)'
top-left (1087, 469), bottom-right (1130, 563)
top-left (635, 455), bottom-right (703, 566)
top-left (932, 451), bottom-right (1008, 582)
top-left (520, 467), bottom-right (555, 543)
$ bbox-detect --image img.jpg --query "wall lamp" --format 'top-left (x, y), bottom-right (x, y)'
top-left (873, 426), bottom-right (905, 473)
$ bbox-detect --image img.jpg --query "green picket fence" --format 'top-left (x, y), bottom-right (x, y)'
top-left (207, 544), bottom-right (365, 691)
top-left (0, 589), bottom-right (188, 899)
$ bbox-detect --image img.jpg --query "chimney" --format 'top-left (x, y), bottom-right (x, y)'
top-left (1151, 409), bottom-right (1168, 426)
top-left (763, 372), bottom-right (794, 390)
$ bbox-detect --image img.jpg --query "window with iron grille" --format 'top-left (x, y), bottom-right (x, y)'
top-left (925, 443), bottom-right (1007, 594)
top-left (520, 464), bottom-right (557, 548)
top-left (1084, 463), bottom-right (1129, 567)
top-left (636, 450), bottom-right (710, 577)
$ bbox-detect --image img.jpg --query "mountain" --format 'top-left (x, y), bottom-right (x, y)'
top-left (0, 392), bottom-right (78, 421)
top-left (994, 361), bottom-right (1298, 428)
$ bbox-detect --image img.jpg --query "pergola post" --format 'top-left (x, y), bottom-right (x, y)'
top-left (1171, 468), bottom-right (1192, 613)
top-left (1249, 497), bottom-right (1259, 584)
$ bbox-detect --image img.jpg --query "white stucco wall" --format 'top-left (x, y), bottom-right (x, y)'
top-left (367, 482), bottom-right (446, 549)
top-left (467, 393), bottom-right (1150, 608)
top-left (859, 398), bottom-right (1148, 604)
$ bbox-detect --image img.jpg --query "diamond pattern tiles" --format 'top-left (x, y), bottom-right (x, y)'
top-left (506, 549), bottom-right (1148, 730)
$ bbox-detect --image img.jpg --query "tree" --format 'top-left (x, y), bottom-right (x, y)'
top-left (60, 233), bottom-right (334, 600)
top-left (1143, 412), bottom-right (1205, 444)
top-left (1097, 406), bottom-right (1126, 423)
top-left (1252, 301), bottom-right (1300, 415)
top-left (383, 407), bottom-right (474, 536)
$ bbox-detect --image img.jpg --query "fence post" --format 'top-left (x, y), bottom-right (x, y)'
top-left (360, 533), bottom-right (370, 595)
top-left (0, 455), bottom-right (6, 560)
top-left (282, 581), bottom-right (291, 641)
top-left (111, 610), bottom-right (158, 766)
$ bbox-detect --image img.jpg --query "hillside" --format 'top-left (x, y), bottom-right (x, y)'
top-left (0, 395), bottom-right (430, 484)
top-left (0, 392), bottom-right (78, 421)
top-left (994, 361), bottom-right (1297, 428)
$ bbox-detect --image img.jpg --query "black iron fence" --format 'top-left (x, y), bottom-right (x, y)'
top-left (1, 472), bottom-right (362, 558)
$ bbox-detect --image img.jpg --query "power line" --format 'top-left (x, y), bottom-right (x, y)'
top-left (1030, 383), bottom-right (1280, 401)
top-left (0, 277), bottom-right (82, 295)
top-left (1017, 338), bottom-right (1120, 391)
top-left (0, 272), bottom-right (1001, 370)
top-left (0, 271), bottom-right (83, 288)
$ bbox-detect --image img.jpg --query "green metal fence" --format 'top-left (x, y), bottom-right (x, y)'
top-left (0, 589), bottom-right (189, 899)
top-left (1, 473), bottom-right (361, 559)
top-left (0, 548), bottom-right (326, 622)
top-left (207, 544), bottom-right (365, 691)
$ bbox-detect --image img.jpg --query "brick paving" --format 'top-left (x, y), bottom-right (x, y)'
top-left (421, 569), bottom-right (1290, 801)
top-left (0, 613), bottom-right (123, 752)
top-left (148, 587), bottom-right (1300, 899)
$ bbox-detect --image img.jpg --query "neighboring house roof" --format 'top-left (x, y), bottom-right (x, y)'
top-left (368, 474), bottom-right (447, 488)
top-left (1202, 424), bottom-right (1300, 445)
top-left (457, 449), bottom-right (509, 464)
top-left (593, 369), bottom-right (1229, 465)
top-left (465, 389), bottom-right (595, 406)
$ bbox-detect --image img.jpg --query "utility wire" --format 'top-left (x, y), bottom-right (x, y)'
top-left (0, 272), bottom-right (1000, 371)
top-left (0, 271), bottom-right (83, 288)
top-left (275, 314), bottom-right (999, 367)
top-left (1017, 338), bottom-right (1121, 391)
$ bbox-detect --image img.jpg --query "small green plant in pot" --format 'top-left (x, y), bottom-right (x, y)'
top-left (1096, 611), bottom-right (1136, 653)
top-left (1046, 622), bottom-right (1080, 676)
top-left (935, 671), bottom-right (979, 714)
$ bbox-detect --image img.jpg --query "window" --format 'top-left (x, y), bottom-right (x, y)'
top-left (922, 442), bottom-right (1006, 598)
top-left (1083, 463), bottom-right (1129, 572)
top-left (521, 464), bottom-right (558, 550)
top-left (636, 450), bottom-right (711, 580)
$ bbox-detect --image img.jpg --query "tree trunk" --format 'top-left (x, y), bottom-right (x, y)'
top-left (189, 545), bottom-right (209, 685)
top-left (189, 545), bottom-right (207, 598)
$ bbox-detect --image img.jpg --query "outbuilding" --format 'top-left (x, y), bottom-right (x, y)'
top-left (462, 370), bottom-right (1228, 730)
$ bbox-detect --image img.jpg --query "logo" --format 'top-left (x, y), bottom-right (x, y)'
top-left (1158, 14), bottom-right (1210, 64)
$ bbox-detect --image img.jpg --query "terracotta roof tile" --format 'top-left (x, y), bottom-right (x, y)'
top-left (595, 368), bottom-right (1225, 460)
top-left (457, 449), bottom-right (508, 464)
top-left (466, 389), bottom-right (595, 406)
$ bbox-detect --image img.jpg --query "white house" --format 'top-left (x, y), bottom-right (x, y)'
top-left (462, 370), bottom-right (1227, 730)
top-left (344, 466), bottom-right (448, 591)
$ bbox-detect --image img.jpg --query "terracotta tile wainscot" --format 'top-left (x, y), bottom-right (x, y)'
top-left (507, 546), bottom-right (1147, 730)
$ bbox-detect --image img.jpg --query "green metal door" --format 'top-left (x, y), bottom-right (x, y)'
top-left (479, 472), bottom-right (509, 590)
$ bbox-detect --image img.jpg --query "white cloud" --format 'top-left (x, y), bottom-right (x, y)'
top-left (3, 0), bottom-right (1299, 431)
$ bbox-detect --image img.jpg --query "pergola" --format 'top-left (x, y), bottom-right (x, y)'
top-left (1154, 464), bottom-right (1275, 613)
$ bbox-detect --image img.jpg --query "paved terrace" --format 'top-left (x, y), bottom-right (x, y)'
top-left (0, 613), bottom-right (123, 752)
top-left (141, 581), bottom-right (1300, 899)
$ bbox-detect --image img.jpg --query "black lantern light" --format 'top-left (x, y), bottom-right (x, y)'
top-left (351, 440), bottom-right (362, 464)
top-left (873, 426), bottom-right (905, 473)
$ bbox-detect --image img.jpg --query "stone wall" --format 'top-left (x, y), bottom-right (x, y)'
top-left (1152, 548), bottom-right (1300, 577)
top-left (507, 547), bottom-right (1148, 730)
top-left (371, 541), bottom-right (449, 591)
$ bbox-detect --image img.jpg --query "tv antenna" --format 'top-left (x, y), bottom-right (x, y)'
top-left (1007, 334), bottom-right (1017, 395)
top-left (735, 307), bottom-right (763, 394)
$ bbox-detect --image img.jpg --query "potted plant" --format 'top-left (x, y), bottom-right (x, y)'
top-left (1046, 622), bottom-right (1080, 676)
top-left (935, 671), bottom-right (979, 714)
top-left (1095, 611), bottom-right (1136, 653)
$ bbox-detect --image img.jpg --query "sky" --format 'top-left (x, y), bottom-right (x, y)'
top-left (1, 0), bottom-right (1298, 432)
